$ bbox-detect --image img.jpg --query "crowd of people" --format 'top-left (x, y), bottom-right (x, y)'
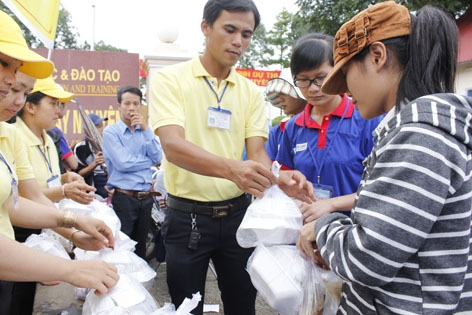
top-left (0, 0), bottom-right (471, 314)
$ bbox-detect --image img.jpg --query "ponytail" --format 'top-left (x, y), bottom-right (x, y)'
top-left (396, 5), bottom-right (458, 106)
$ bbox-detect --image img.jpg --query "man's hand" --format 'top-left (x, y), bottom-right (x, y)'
top-left (227, 160), bottom-right (276, 199)
top-left (130, 112), bottom-right (147, 130)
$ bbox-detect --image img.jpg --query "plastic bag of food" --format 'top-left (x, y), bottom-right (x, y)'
top-left (82, 274), bottom-right (158, 315)
top-left (23, 232), bottom-right (71, 260)
top-left (247, 244), bottom-right (305, 315)
top-left (236, 162), bottom-right (302, 248)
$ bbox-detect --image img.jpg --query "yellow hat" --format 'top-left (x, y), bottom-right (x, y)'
top-left (321, 1), bottom-right (411, 95)
top-left (31, 77), bottom-right (74, 102)
top-left (0, 11), bottom-right (54, 79)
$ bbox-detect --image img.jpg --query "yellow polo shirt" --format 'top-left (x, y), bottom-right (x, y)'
top-left (150, 56), bottom-right (268, 202)
top-left (0, 122), bottom-right (35, 238)
top-left (14, 117), bottom-right (61, 188)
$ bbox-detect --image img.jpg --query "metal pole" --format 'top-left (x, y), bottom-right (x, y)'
top-left (91, 4), bottom-right (95, 51)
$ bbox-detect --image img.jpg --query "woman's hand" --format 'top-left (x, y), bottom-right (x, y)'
top-left (73, 216), bottom-right (115, 249)
top-left (62, 171), bottom-right (85, 184)
top-left (93, 152), bottom-right (105, 168)
top-left (296, 199), bottom-right (335, 223)
top-left (63, 182), bottom-right (96, 204)
top-left (278, 170), bottom-right (315, 203)
top-left (65, 259), bottom-right (119, 296)
top-left (297, 220), bottom-right (330, 270)
top-left (70, 230), bottom-right (114, 251)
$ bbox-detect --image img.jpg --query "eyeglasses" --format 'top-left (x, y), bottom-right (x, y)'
top-left (293, 76), bottom-right (326, 88)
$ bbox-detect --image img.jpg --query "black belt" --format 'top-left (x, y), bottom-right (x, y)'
top-left (167, 194), bottom-right (250, 218)
top-left (115, 188), bottom-right (161, 200)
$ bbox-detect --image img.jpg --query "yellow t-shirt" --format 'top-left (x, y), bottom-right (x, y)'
top-left (150, 56), bottom-right (268, 202)
top-left (0, 122), bottom-right (35, 238)
top-left (14, 117), bottom-right (61, 188)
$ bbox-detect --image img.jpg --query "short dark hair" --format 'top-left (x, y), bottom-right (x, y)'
top-left (290, 33), bottom-right (334, 78)
top-left (17, 91), bottom-right (47, 118)
top-left (117, 85), bottom-right (142, 103)
top-left (203, 0), bottom-right (261, 30)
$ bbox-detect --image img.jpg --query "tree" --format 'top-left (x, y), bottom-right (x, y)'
top-left (294, 0), bottom-right (470, 37)
top-left (53, 8), bottom-right (83, 49)
top-left (262, 9), bottom-right (299, 69)
top-left (239, 9), bottom-right (306, 70)
top-left (237, 24), bottom-right (271, 69)
top-left (93, 40), bottom-right (126, 52)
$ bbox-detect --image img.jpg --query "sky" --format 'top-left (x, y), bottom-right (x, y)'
top-left (60, 0), bottom-right (299, 57)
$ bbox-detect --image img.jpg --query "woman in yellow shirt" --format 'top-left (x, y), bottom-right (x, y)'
top-left (0, 10), bottom-right (118, 314)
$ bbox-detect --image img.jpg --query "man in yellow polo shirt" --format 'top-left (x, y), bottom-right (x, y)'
top-left (149, 1), bottom-right (314, 314)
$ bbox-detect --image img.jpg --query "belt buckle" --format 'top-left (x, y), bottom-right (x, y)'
top-left (136, 192), bottom-right (148, 200)
top-left (212, 205), bottom-right (230, 218)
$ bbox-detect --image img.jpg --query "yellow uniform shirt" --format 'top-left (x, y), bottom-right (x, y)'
top-left (14, 117), bottom-right (61, 188)
top-left (0, 122), bottom-right (35, 238)
top-left (150, 56), bottom-right (268, 202)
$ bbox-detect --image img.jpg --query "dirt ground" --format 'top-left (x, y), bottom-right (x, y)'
top-left (33, 258), bottom-right (277, 314)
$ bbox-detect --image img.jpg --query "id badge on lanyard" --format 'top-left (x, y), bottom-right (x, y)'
top-left (314, 183), bottom-right (333, 200)
top-left (207, 107), bottom-right (232, 130)
top-left (47, 174), bottom-right (61, 188)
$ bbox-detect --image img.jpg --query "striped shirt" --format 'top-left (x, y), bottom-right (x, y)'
top-left (315, 93), bottom-right (472, 314)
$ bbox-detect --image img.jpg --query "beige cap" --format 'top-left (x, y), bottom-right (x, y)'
top-left (321, 1), bottom-right (411, 95)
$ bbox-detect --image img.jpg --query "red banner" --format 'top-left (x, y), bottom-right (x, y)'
top-left (236, 68), bottom-right (281, 86)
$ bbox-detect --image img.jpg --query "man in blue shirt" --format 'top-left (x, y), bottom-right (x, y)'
top-left (103, 85), bottom-right (162, 258)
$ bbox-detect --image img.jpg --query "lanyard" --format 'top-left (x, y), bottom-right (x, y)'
top-left (0, 150), bottom-right (19, 210)
top-left (37, 145), bottom-right (54, 175)
top-left (304, 100), bottom-right (349, 184)
top-left (0, 151), bottom-right (14, 177)
top-left (204, 77), bottom-right (229, 109)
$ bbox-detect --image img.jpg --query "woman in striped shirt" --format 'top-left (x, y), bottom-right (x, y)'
top-left (297, 2), bottom-right (472, 314)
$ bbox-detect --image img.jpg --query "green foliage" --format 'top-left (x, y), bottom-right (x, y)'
top-left (238, 24), bottom-right (272, 69)
top-left (239, 0), bottom-right (470, 70)
top-left (93, 40), bottom-right (126, 52)
top-left (294, 0), bottom-right (470, 37)
top-left (272, 115), bottom-right (288, 126)
top-left (53, 9), bottom-right (82, 49)
top-left (262, 9), bottom-right (298, 69)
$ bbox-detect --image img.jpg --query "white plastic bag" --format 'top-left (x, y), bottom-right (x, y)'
top-left (236, 162), bottom-right (302, 248)
top-left (75, 247), bottom-right (156, 290)
top-left (299, 254), bottom-right (343, 315)
top-left (246, 244), bottom-right (305, 315)
top-left (150, 292), bottom-right (201, 315)
top-left (247, 244), bottom-right (343, 315)
top-left (23, 232), bottom-right (71, 260)
top-left (99, 248), bottom-right (157, 290)
top-left (58, 199), bottom-right (121, 238)
top-left (320, 267), bottom-right (343, 314)
top-left (82, 274), bottom-right (158, 315)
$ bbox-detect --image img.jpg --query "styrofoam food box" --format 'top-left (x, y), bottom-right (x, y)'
top-left (247, 244), bottom-right (305, 315)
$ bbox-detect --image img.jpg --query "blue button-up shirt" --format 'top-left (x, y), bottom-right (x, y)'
top-left (103, 119), bottom-right (162, 191)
